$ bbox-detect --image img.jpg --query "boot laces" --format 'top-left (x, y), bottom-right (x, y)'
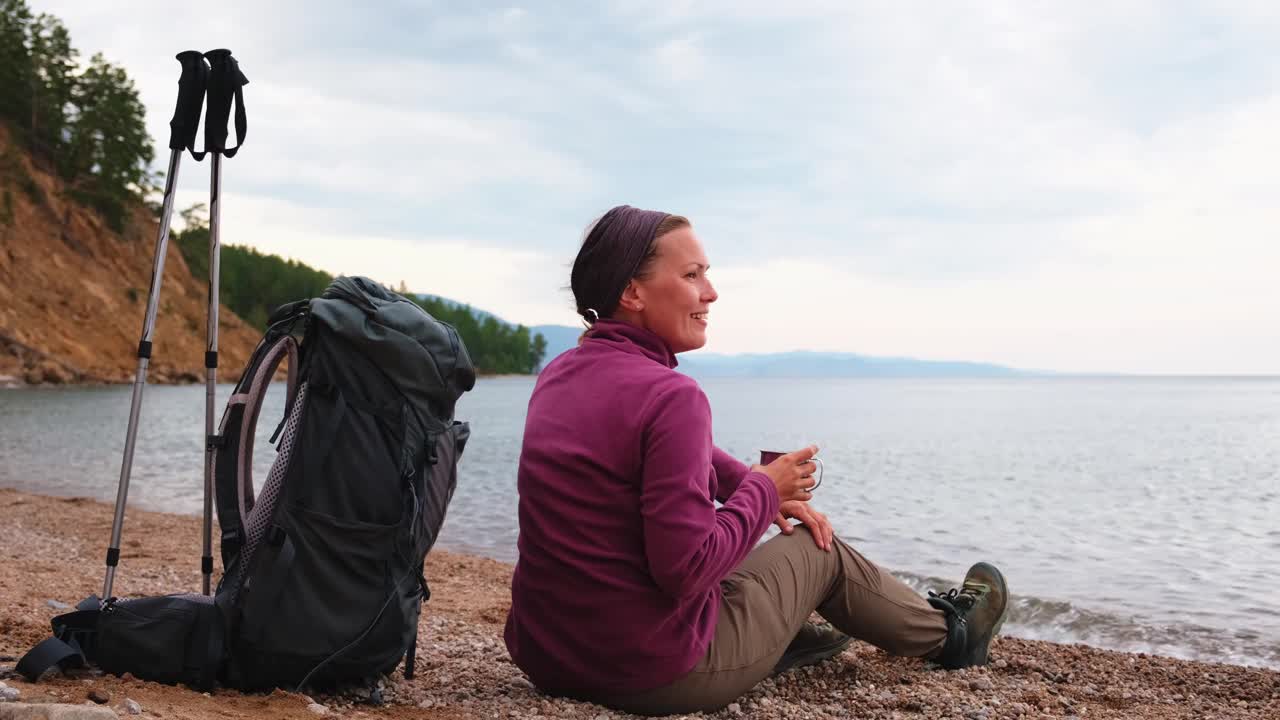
top-left (928, 582), bottom-right (984, 609)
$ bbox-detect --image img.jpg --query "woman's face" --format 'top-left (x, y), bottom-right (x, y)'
top-left (629, 226), bottom-right (718, 354)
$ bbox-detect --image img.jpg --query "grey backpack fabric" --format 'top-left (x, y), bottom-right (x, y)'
top-left (18, 277), bottom-right (474, 691)
top-left (212, 276), bottom-right (475, 690)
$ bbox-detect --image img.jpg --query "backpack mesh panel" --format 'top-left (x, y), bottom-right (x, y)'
top-left (237, 337), bottom-right (299, 529)
top-left (237, 382), bottom-right (308, 590)
top-left (165, 593), bottom-right (215, 605)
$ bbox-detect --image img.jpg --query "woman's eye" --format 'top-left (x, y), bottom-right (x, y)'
top-left (685, 272), bottom-right (698, 279)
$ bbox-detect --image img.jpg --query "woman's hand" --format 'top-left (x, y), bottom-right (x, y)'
top-left (774, 500), bottom-right (834, 552)
top-left (752, 444), bottom-right (820, 504)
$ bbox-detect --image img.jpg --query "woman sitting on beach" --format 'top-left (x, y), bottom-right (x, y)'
top-left (503, 205), bottom-right (1010, 716)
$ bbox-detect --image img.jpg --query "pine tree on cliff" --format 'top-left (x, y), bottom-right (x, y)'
top-left (0, 1), bottom-right (153, 231)
top-left (0, 0), bottom-right (34, 129)
top-left (26, 12), bottom-right (76, 166)
top-left (64, 53), bottom-right (154, 229)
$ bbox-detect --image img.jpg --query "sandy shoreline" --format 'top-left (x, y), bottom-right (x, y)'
top-left (0, 488), bottom-right (1276, 719)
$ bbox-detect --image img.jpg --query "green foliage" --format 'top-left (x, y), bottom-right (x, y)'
top-left (27, 13), bottom-right (76, 163)
top-left (412, 294), bottom-right (547, 374)
top-left (0, 4), bottom-right (546, 373)
top-left (63, 53), bottom-right (153, 230)
top-left (0, 1), bottom-right (33, 128)
top-left (172, 206), bottom-right (546, 374)
top-left (0, 1), bottom-right (152, 231)
top-left (173, 208), bottom-right (332, 331)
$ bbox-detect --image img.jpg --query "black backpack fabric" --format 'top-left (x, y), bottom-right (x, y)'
top-left (18, 276), bottom-right (475, 691)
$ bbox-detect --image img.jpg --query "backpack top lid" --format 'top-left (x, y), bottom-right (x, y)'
top-left (309, 276), bottom-right (476, 428)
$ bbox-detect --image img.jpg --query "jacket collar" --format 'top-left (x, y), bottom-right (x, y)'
top-left (583, 318), bottom-right (678, 369)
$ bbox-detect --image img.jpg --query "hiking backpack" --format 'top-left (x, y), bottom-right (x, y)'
top-left (18, 276), bottom-right (476, 691)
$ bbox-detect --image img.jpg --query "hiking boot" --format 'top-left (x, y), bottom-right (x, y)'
top-left (772, 622), bottom-right (853, 676)
top-left (926, 562), bottom-right (1008, 669)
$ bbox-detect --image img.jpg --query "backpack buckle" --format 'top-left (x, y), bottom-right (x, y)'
top-left (268, 525), bottom-right (287, 547)
top-left (220, 527), bottom-right (241, 559)
top-left (425, 437), bottom-right (438, 466)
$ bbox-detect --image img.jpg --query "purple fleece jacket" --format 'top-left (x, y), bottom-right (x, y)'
top-left (503, 319), bottom-right (781, 695)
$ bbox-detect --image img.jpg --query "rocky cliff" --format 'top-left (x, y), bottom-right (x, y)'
top-left (0, 124), bottom-right (259, 386)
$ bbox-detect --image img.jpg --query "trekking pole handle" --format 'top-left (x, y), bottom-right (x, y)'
top-left (203, 49), bottom-right (249, 155)
top-left (168, 50), bottom-right (208, 151)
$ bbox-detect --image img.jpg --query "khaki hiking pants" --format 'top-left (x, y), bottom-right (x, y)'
top-left (594, 527), bottom-right (949, 716)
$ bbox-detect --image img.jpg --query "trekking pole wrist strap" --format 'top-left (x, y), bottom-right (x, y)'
top-left (202, 49), bottom-right (248, 159)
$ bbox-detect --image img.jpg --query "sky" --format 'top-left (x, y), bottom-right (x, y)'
top-left (46, 1), bottom-right (1280, 374)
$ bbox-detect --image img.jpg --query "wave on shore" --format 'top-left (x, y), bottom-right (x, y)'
top-left (896, 571), bottom-right (1279, 670)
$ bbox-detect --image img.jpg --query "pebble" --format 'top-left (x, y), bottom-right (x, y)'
top-left (5, 491), bottom-right (1280, 720)
top-left (123, 698), bottom-right (142, 714)
top-left (0, 704), bottom-right (118, 719)
top-left (47, 599), bottom-right (71, 610)
top-left (0, 681), bottom-right (19, 702)
top-left (87, 689), bottom-right (110, 704)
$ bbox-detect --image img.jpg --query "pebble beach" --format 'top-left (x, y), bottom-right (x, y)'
top-left (0, 487), bottom-right (1276, 719)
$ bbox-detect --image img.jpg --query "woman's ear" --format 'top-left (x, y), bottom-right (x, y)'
top-left (617, 280), bottom-right (645, 313)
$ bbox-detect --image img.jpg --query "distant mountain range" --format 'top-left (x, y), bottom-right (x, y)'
top-left (416, 294), bottom-right (501, 322)
top-left (417, 298), bottom-right (1031, 378)
top-left (527, 324), bottom-right (1030, 378)
top-left (676, 351), bottom-right (1029, 378)
top-left (529, 324), bottom-right (584, 363)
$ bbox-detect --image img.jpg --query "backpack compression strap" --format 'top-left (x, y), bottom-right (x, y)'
top-left (15, 595), bottom-right (101, 681)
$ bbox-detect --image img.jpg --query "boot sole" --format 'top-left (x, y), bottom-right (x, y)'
top-left (967, 562), bottom-right (1008, 666)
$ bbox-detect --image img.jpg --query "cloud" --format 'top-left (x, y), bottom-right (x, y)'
top-left (214, 192), bottom-right (579, 328)
top-left (702, 248), bottom-right (1280, 374)
top-left (41, 0), bottom-right (1280, 372)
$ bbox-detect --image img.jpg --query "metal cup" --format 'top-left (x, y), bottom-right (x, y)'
top-left (759, 450), bottom-right (823, 492)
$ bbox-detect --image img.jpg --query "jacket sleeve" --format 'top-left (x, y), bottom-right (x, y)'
top-left (712, 446), bottom-right (751, 503)
top-left (639, 379), bottom-right (780, 600)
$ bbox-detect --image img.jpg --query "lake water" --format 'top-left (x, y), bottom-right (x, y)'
top-left (1, 376), bottom-right (1278, 670)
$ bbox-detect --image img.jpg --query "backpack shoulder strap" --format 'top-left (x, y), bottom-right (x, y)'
top-left (213, 331), bottom-right (300, 573)
top-left (235, 335), bottom-right (298, 529)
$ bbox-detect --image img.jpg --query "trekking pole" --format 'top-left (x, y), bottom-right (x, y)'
top-left (102, 51), bottom-right (209, 604)
top-left (201, 49), bottom-right (248, 595)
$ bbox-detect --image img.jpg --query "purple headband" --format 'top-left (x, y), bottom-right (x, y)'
top-left (573, 205), bottom-right (670, 321)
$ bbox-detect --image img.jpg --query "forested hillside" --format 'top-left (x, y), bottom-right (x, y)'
top-left (174, 205), bottom-right (547, 375)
